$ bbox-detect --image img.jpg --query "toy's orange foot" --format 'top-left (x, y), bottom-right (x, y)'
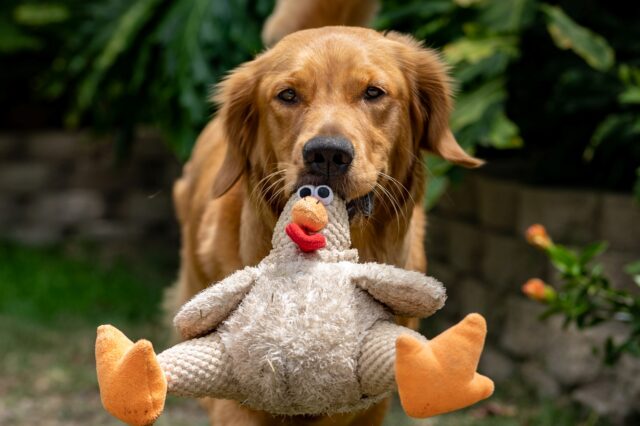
top-left (395, 313), bottom-right (494, 418)
top-left (96, 325), bottom-right (167, 426)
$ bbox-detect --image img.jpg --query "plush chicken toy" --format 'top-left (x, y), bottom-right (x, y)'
top-left (95, 185), bottom-right (494, 425)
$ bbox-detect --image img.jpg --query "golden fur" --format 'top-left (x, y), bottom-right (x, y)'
top-left (262, 0), bottom-right (381, 47)
top-left (168, 21), bottom-right (481, 426)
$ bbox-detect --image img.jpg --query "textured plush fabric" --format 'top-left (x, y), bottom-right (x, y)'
top-left (358, 321), bottom-right (425, 398)
top-left (154, 193), bottom-right (447, 416)
top-left (173, 269), bottom-right (257, 340)
top-left (352, 263), bottom-right (446, 318)
top-left (158, 333), bottom-right (240, 399)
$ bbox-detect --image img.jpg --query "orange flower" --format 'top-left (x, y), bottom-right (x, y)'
top-left (522, 278), bottom-right (556, 303)
top-left (526, 224), bottom-right (552, 250)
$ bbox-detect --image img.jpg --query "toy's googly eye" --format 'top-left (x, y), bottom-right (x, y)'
top-left (297, 185), bottom-right (315, 198)
top-left (314, 185), bottom-right (334, 205)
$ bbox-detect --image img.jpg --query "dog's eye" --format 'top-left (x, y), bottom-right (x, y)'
top-left (364, 86), bottom-right (385, 101)
top-left (277, 88), bottom-right (298, 104)
top-left (314, 185), bottom-right (334, 205)
top-left (297, 185), bottom-right (315, 198)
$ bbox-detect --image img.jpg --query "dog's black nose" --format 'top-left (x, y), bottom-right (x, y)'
top-left (303, 136), bottom-right (354, 177)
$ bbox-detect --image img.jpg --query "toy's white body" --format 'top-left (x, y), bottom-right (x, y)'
top-left (159, 194), bottom-right (446, 415)
top-left (218, 259), bottom-right (393, 413)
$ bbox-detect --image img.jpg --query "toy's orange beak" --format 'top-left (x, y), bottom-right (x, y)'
top-left (292, 197), bottom-right (328, 231)
top-left (286, 197), bottom-right (328, 252)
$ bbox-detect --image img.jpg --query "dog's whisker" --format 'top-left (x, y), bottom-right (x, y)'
top-left (251, 169), bottom-right (288, 205)
top-left (261, 173), bottom-right (288, 199)
top-left (385, 181), bottom-right (409, 235)
top-left (266, 178), bottom-right (290, 207)
top-left (380, 173), bottom-right (413, 223)
top-left (375, 182), bottom-right (402, 237)
top-left (377, 171), bottom-right (415, 207)
top-left (371, 185), bottom-right (393, 221)
top-left (251, 171), bottom-right (279, 201)
top-left (264, 179), bottom-right (289, 208)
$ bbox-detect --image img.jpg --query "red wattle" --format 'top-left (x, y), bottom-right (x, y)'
top-left (285, 222), bottom-right (326, 252)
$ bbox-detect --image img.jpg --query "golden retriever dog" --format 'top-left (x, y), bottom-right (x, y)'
top-left (168, 3), bottom-right (482, 425)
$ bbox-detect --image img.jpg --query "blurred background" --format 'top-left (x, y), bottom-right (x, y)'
top-left (0, 0), bottom-right (639, 425)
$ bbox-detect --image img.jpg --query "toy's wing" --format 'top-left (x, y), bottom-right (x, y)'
top-left (350, 263), bottom-right (446, 318)
top-left (173, 268), bottom-right (257, 339)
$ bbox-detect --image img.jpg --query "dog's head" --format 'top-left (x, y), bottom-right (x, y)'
top-left (211, 27), bottom-right (481, 216)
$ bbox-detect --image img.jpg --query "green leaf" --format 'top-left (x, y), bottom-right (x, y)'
top-left (454, 0), bottom-right (482, 7)
top-left (625, 260), bottom-right (640, 287)
top-left (618, 64), bottom-right (640, 86)
top-left (415, 16), bottom-right (451, 40)
top-left (454, 51), bottom-right (511, 83)
top-left (547, 245), bottom-right (580, 275)
top-left (424, 173), bottom-right (450, 211)
top-left (478, 0), bottom-right (535, 34)
top-left (425, 155), bottom-right (453, 176)
top-left (579, 241), bottom-right (608, 265)
top-left (541, 4), bottom-right (614, 72)
top-left (443, 36), bottom-right (518, 65)
top-left (619, 87), bottom-right (640, 105)
top-left (14, 3), bottom-right (70, 26)
top-left (585, 113), bottom-right (640, 161)
top-left (486, 110), bottom-right (523, 149)
top-left (0, 18), bottom-right (42, 52)
top-left (375, 0), bottom-right (454, 29)
top-left (76, 0), bottom-right (161, 111)
top-left (450, 78), bottom-right (506, 131)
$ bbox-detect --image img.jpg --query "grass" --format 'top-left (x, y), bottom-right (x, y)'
top-left (0, 241), bottom-right (608, 425)
top-left (0, 241), bottom-right (170, 324)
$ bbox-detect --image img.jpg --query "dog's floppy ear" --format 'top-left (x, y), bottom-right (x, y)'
top-left (211, 59), bottom-right (262, 198)
top-left (389, 32), bottom-right (483, 168)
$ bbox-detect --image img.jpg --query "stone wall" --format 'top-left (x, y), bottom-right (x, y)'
top-left (0, 130), bottom-right (181, 247)
top-left (426, 173), bottom-right (640, 422)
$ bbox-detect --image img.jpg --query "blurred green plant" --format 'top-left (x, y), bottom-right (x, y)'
top-left (376, 0), bottom-right (640, 208)
top-left (522, 224), bottom-right (640, 365)
top-left (46, 0), bottom-right (273, 159)
top-left (0, 0), bottom-right (272, 158)
top-left (0, 2), bottom-right (71, 53)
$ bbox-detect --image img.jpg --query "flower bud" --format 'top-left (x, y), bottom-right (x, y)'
top-left (522, 278), bottom-right (556, 303)
top-left (526, 224), bottom-right (552, 250)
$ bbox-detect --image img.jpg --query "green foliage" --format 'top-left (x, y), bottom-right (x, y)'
top-left (524, 232), bottom-right (640, 365)
top-left (378, 0), bottom-right (640, 208)
top-left (540, 4), bottom-right (614, 72)
top-left (14, 3), bottom-right (70, 26)
top-left (40, 0), bottom-right (273, 159)
top-left (0, 19), bottom-right (40, 52)
top-left (0, 1), bottom-right (71, 53)
top-left (634, 167), bottom-right (640, 203)
top-left (0, 0), bottom-right (272, 156)
top-left (0, 241), bottom-right (165, 324)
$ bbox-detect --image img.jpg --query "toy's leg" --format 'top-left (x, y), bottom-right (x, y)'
top-left (395, 313), bottom-right (494, 418)
top-left (96, 327), bottom-right (238, 426)
top-left (358, 321), bottom-right (425, 397)
top-left (96, 325), bottom-right (167, 426)
top-left (157, 333), bottom-right (238, 399)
